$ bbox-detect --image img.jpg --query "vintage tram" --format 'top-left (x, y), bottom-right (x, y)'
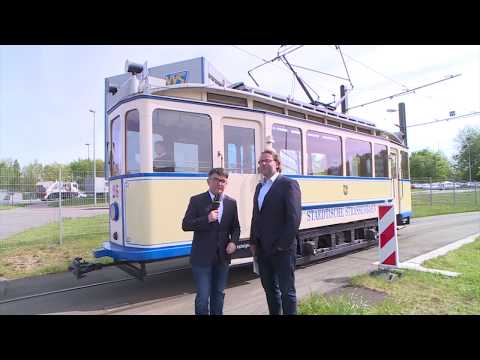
top-left (70, 57), bottom-right (411, 279)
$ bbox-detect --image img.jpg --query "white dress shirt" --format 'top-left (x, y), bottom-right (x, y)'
top-left (258, 172), bottom-right (280, 210)
top-left (209, 191), bottom-right (224, 223)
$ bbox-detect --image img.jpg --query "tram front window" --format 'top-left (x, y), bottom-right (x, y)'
top-left (400, 151), bottom-right (410, 179)
top-left (126, 110), bottom-right (140, 174)
top-left (152, 109), bottom-right (212, 173)
top-left (110, 116), bottom-right (121, 176)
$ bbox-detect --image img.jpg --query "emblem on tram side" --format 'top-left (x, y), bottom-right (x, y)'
top-left (343, 184), bottom-right (349, 195)
top-left (111, 184), bottom-right (120, 199)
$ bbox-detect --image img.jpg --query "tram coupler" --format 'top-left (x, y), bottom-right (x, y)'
top-left (69, 257), bottom-right (148, 281)
top-left (68, 257), bottom-right (104, 279)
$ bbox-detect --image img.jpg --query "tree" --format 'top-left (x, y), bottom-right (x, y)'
top-left (42, 163), bottom-right (72, 181)
top-left (453, 126), bottom-right (480, 181)
top-left (21, 160), bottom-right (44, 196)
top-left (410, 149), bottom-right (453, 180)
top-left (68, 158), bottom-right (104, 176)
top-left (0, 159), bottom-right (21, 191)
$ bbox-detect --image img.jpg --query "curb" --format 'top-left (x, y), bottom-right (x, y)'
top-left (374, 232), bottom-right (480, 277)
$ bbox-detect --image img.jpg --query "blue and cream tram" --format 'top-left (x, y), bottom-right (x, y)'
top-left (70, 57), bottom-right (411, 279)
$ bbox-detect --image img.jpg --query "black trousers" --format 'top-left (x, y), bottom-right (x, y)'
top-left (257, 250), bottom-right (297, 315)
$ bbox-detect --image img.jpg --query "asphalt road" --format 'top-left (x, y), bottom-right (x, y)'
top-left (0, 211), bottom-right (478, 315)
top-left (0, 205), bottom-right (108, 240)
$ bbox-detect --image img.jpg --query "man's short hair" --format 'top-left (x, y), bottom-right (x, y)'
top-left (261, 149), bottom-right (282, 173)
top-left (208, 168), bottom-right (229, 179)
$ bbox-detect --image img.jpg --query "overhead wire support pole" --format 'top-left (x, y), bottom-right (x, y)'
top-left (348, 74), bottom-right (461, 110)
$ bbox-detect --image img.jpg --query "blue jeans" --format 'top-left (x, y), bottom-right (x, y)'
top-left (257, 250), bottom-right (297, 315)
top-left (191, 263), bottom-right (230, 315)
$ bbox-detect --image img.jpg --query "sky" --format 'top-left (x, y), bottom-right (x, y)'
top-left (1, 45), bottom-right (479, 168)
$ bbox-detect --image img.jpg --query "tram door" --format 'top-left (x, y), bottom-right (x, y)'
top-left (221, 118), bottom-right (261, 240)
top-left (390, 148), bottom-right (401, 215)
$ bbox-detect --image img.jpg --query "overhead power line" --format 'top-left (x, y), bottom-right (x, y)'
top-left (231, 45), bottom-right (304, 87)
top-left (329, 45), bottom-right (410, 91)
top-left (348, 74), bottom-right (461, 110)
top-left (407, 111), bottom-right (480, 128)
top-left (290, 64), bottom-right (349, 81)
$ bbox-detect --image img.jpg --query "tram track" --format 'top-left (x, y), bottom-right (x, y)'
top-left (0, 265), bottom-right (192, 305)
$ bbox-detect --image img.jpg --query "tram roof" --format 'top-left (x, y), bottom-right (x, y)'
top-left (106, 59), bottom-right (406, 147)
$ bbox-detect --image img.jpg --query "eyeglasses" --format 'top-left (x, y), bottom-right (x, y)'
top-left (210, 177), bottom-right (227, 184)
top-left (258, 159), bottom-right (274, 164)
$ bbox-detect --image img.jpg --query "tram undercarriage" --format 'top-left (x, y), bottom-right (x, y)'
top-left (295, 218), bottom-right (378, 266)
top-left (69, 218), bottom-right (380, 280)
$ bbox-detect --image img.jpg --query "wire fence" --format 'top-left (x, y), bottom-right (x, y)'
top-left (1, 171), bottom-right (479, 254)
top-left (411, 178), bottom-right (479, 208)
top-left (0, 169), bottom-right (109, 253)
top-left (0, 169), bottom-right (109, 207)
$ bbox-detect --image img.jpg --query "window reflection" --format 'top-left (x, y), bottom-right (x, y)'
top-left (272, 124), bottom-right (302, 175)
top-left (401, 151), bottom-right (410, 179)
top-left (152, 109), bottom-right (212, 172)
top-left (126, 110), bottom-right (140, 174)
top-left (224, 125), bottom-right (255, 174)
top-left (110, 116), bottom-right (121, 176)
top-left (374, 144), bottom-right (388, 177)
top-left (346, 138), bottom-right (372, 177)
top-left (307, 131), bottom-right (342, 176)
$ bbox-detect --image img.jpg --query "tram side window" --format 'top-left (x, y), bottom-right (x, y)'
top-left (126, 110), bottom-right (140, 174)
top-left (152, 109), bottom-right (212, 173)
top-left (306, 131), bottom-right (342, 176)
top-left (401, 150), bottom-right (410, 179)
top-left (346, 138), bottom-right (372, 177)
top-left (110, 116), bottom-right (121, 176)
top-left (224, 125), bottom-right (256, 174)
top-left (374, 144), bottom-right (388, 177)
top-left (272, 124), bottom-right (302, 175)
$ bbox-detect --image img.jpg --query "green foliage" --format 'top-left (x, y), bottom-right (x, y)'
top-left (453, 126), bottom-right (480, 181)
top-left (0, 158), bottom-right (105, 196)
top-left (301, 238), bottom-right (480, 315)
top-left (410, 149), bottom-right (453, 180)
top-left (0, 214), bottom-right (110, 279)
top-left (69, 158), bottom-right (104, 174)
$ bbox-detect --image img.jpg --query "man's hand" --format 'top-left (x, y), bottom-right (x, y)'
top-left (208, 210), bottom-right (219, 223)
top-left (226, 242), bottom-right (236, 255)
top-left (249, 243), bottom-right (256, 257)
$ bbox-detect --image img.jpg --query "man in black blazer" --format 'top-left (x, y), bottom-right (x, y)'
top-left (182, 168), bottom-right (240, 315)
top-left (249, 150), bottom-right (302, 315)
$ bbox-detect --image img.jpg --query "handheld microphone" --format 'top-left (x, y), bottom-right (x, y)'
top-left (211, 193), bottom-right (221, 211)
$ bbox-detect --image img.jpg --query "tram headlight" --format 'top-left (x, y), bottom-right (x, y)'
top-left (110, 202), bottom-right (119, 221)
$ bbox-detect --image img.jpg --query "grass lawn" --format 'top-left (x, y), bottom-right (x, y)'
top-left (412, 203), bottom-right (480, 218)
top-left (0, 204), bottom-right (28, 210)
top-left (412, 190), bottom-right (480, 218)
top-left (299, 237), bottom-right (480, 315)
top-left (47, 197), bottom-right (109, 208)
top-left (0, 214), bottom-right (111, 279)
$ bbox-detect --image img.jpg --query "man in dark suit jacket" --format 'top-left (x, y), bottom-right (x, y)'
top-left (182, 168), bottom-right (240, 315)
top-left (249, 150), bottom-right (302, 315)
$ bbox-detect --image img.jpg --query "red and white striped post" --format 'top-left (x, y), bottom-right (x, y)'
top-left (378, 204), bottom-right (399, 269)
